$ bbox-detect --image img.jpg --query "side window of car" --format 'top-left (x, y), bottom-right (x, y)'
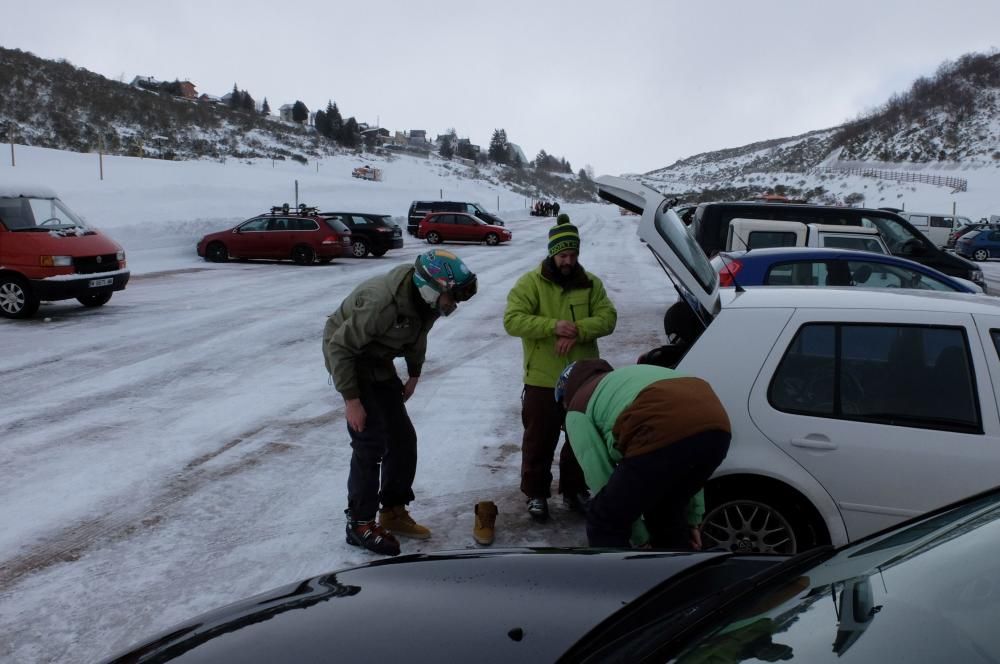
top-left (290, 219), bottom-right (318, 231)
top-left (746, 231), bottom-right (798, 249)
top-left (434, 215), bottom-right (451, 225)
top-left (458, 215), bottom-right (476, 226)
top-left (240, 218), bottom-right (270, 232)
top-left (268, 218), bottom-right (289, 231)
top-left (770, 323), bottom-right (980, 432)
top-left (765, 262), bottom-right (823, 286)
top-left (930, 216), bottom-right (951, 228)
top-left (350, 215), bottom-right (370, 226)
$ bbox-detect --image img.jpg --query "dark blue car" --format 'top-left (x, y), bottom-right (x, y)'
top-left (956, 228), bottom-right (1000, 262)
top-left (710, 247), bottom-right (979, 293)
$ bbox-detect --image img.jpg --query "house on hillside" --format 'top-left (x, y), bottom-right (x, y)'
top-left (131, 75), bottom-right (161, 92)
top-left (176, 81), bottom-right (197, 99)
top-left (279, 103), bottom-right (310, 124)
top-left (408, 129), bottom-right (431, 147)
top-left (508, 142), bottom-right (528, 166)
top-left (131, 76), bottom-right (197, 99)
top-left (198, 93), bottom-right (223, 105)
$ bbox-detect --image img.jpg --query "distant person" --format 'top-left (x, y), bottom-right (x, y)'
top-left (323, 249), bottom-right (478, 556)
top-left (504, 213), bottom-right (617, 521)
top-left (552, 201), bottom-right (560, 216)
top-left (556, 359), bottom-right (731, 549)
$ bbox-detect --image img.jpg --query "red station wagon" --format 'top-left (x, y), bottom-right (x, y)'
top-left (197, 205), bottom-right (352, 265)
top-left (416, 212), bottom-right (512, 246)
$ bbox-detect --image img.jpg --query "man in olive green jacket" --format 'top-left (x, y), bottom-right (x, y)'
top-left (503, 213), bottom-right (617, 521)
top-left (323, 249), bottom-right (477, 556)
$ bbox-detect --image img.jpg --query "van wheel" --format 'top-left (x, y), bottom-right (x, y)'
top-left (351, 240), bottom-right (369, 258)
top-left (701, 484), bottom-right (825, 555)
top-left (206, 242), bottom-right (229, 263)
top-left (78, 292), bottom-right (113, 307)
top-left (0, 275), bottom-right (40, 319)
top-left (371, 248), bottom-right (388, 257)
top-left (291, 245), bottom-right (315, 265)
top-left (427, 232), bottom-right (441, 244)
top-left (973, 249), bottom-right (989, 261)
top-left (484, 233), bottom-right (499, 246)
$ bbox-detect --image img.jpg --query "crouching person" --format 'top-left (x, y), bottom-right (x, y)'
top-left (557, 359), bottom-right (731, 550)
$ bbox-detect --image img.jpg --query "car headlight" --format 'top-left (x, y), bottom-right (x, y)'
top-left (40, 255), bottom-right (73, 267)
top-left (117, 250), bottom-right (126, 261)
top-left (972, 270), bottom-right (985, 284)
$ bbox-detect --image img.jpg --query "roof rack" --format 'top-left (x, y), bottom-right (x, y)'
top-left (269, 203), bottom-right (319, 216)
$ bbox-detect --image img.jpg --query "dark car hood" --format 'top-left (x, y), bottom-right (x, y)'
top-left (102, 547), bottom-right (732, 663)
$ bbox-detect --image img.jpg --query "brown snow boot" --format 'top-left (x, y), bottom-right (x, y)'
top-left (379, 505), bottom-right (431, 540)
top-left (473, 501), bottom-right (498, 545)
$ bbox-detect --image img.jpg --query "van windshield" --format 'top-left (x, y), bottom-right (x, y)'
top-left (859, 215), bottom-right (920, 253)
top-left (0, 197), bottom-right (87, 231)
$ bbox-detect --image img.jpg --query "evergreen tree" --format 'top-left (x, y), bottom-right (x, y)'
top-left (261, 98), bottom-right (271, 116)
top-left (314, 109), bottom-right (329, 137)
top-left (292, 100), bottom-right (309, 124)
top-left (229, 83), bottom-right (241, 109)
top-left (326, 101), bottom-right (343, 137)
top-left (534, 149), bottom-right (548, 168)
top-left (440, 135), bottom-right (454, 159)
top-left (241, 90), bottom-right (255, 113)
top-left (339, 117), bottom-right (361, 147)
top-left (488, 128), bottom-right (509, 164)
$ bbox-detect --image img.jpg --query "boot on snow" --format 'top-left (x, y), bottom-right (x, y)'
top-left (379, 505), bottom-right (431, 540)
top-left (346, 519), bottom-right (401, 557)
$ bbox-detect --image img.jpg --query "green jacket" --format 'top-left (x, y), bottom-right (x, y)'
top-left (564, 364), bottom-right (706, 546)
top-left (503, 261), bottom-right (617, 388)
top-left (323, 264), bottom-right (437, 400)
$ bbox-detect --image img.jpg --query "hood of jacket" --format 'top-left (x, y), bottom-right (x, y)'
top-left (564, 358), bottom-right (615, 413)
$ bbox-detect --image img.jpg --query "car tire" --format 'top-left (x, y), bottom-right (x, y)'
top-left (484, 233), bottom-right (499, 246)
top-left (0, 275), bottom-right (40, 319)
top-left (206, 242), bottom-right (229, 263)
top-left (291, 245), bottom-right (315, 265)
top-left (77, 292), bottom-right (113, 307)
top-left (371, 248), bottom-right (388, 257)
top-left (973, 249), bottom-right (989, 262)
top-left (427, 232), bottom-right (441, 245)
top-left (701, 483), bottom-right (827, 555)
top-left (352, 240), bottom-right (369, 258)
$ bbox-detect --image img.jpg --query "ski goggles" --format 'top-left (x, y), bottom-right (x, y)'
top-left (451, 274), bottom-right (478, 302)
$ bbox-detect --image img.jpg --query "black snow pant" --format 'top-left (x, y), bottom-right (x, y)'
top-left (345, 376), bottom-right (417, 522)
top-left (520, 385), bottom-right (587, 499)
top-left (586, 429), bottom-right (731, 549)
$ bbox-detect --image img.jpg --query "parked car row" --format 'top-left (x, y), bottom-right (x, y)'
top-left (598, 175), bottom-right (1000, 559)
top-left (0, 187), bottom-right (130, 319)
top-left (196, 204), bottom-right (404, 265)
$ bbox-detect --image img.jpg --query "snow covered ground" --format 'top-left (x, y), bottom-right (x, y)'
top-left (3, 146), bottom-right (1000, 663)
top-left (0, 147), bottom-right (676, 663)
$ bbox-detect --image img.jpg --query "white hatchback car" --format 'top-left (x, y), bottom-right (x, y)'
top-left (598, 175), bottom-right (1000, 554)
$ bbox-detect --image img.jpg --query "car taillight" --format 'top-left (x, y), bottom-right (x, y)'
top-left (718, 259), bottom-right (742, 287)
top-left (321, 236), bottom-right (339, 245)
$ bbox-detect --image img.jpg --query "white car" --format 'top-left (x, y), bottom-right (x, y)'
top-left (598, 175), bottom-right (1000, 554)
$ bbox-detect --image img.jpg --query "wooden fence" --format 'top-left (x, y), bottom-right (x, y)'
top-left (815, 166), bottom-right (967, 192)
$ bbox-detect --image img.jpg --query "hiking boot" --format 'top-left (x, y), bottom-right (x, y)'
top-left (527, 497), bottom-right (549, 522)
top-left (562, 490), bottom-right (591, 514)
top-left (345, 519), bottom-right (400, 557)
top-left (473, 501), bottom-right (498, 545)
top-left (379, 505), bottom-right (431, 540)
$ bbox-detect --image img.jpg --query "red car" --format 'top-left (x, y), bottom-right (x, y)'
top-left (416, 212), bottom-right (511, 246)
top-left (197, 205), bottom-right (352, 265)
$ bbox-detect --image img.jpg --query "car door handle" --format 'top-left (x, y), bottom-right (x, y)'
top-left (790, 436), bottom-right (838, 450)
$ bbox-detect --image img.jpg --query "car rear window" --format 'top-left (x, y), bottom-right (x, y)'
top-left (323, 217), bottom-right (350, 233)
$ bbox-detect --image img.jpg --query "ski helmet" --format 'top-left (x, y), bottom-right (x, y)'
top-left (413, 249), bottom-right (477, 314)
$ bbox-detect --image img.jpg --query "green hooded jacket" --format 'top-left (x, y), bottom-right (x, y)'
top-left (503, 261), bottom-right (617, 388)
top-left (322, 263), bottom-right (437, 400)
top-left (564, 363), bottom-right (708, 546)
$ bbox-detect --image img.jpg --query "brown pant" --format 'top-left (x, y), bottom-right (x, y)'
top-left (520, 385), bottom-right (586, 498)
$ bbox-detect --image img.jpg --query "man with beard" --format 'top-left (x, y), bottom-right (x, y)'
top-left (504, 213), bottom-right (617, 522)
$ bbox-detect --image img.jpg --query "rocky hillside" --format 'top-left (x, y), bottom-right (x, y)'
top-left (637, 51), bottom-right (1000, 204)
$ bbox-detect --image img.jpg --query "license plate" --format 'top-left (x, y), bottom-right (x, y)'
top-left (89, 277), bottom-right (114, 288)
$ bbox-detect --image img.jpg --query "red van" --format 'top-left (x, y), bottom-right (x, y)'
top-left (0, 186), bottom-right (129, 319)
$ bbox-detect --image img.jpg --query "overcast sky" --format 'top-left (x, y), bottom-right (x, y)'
top-left (3, 1), bottom-right (998, 175)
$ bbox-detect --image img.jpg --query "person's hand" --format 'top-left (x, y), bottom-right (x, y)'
top-left (345, 398), bottom-right (366, 432)
top-left (402, 376), bottom-right (419, 402)
top-left (555, 336), bottom-right (576, 356)
top-left (689, 526), bottom-right (703, 551)
top-left (554, 320), bottom-right (578, 338)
